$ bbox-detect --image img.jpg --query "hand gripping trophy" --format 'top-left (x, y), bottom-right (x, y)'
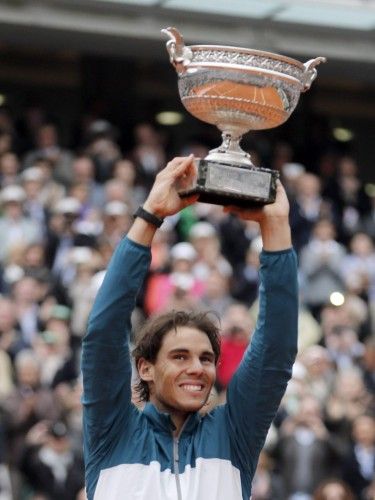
top-left (162, 27), bottom-right (326, 206)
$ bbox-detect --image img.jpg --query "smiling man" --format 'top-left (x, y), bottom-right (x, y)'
top-left (81, 155), bottom-right (298, 500)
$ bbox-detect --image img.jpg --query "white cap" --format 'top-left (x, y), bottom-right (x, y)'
top-left (170, 242), bottom-right (197, 261)
top-left (170, 272), bottom-right (195, 291)
top-left (104, 201), bottom-right (128, 217)
top-left (54, 197), bottom-right (81, 215)
top-left (21, 167), bottom-right (44, 183)
top-left (282, 162), bottom-right (306, 179)
top-left (69, 246), bottom-right (94, 265)
top-left (189, 221), bottom-right (216, 239)
top-left (1, 185), bottom-right (26, 204)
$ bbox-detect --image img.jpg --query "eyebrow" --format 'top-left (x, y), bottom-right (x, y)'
top-left (169, 348), bottom-right (215, 359)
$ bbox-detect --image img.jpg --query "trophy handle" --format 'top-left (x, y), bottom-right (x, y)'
top-left (161, 27), bottom-right (193, 74)
top-left (301, 56), bottom-right (327, 92)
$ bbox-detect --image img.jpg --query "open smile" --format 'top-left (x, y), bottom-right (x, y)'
top-left (179, 383), bottom-right (205, 393)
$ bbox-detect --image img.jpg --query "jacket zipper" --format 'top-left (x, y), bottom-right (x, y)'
top-left (173, 435), bottom-right (182, 500)
top-left (173, 416), bottom-right (190, 500)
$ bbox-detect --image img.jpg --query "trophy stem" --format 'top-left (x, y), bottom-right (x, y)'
top-left (206, 131), bottom-right (254, 167)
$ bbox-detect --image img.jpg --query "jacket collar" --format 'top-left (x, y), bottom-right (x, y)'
top-left (143, 402), bottom-right (201, 435)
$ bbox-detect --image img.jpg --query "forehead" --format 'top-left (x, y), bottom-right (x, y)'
top-left (159, 326), bottom-right (214, 354)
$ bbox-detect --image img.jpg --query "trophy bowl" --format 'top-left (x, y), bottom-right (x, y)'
top-left (162, 27), bottom-right (326, 206)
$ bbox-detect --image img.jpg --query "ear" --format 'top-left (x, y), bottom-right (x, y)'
top-left (137, 358), bottom-right (155, 383)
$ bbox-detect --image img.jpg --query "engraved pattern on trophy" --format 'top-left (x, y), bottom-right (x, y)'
top-left (191, 49), bottom-right (305, 82)
top-left (162, 27), bottom-right (326, 206)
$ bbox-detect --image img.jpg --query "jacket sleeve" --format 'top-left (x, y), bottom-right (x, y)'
top-left (225, 247), bottom-right (298, 477)
top-left (81, 237), bottom-right (151, 455)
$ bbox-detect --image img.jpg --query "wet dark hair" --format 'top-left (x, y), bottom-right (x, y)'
top-left (132, 310), bottom-right (221, 402)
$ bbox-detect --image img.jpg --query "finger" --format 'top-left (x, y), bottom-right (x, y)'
top-left (183, 159), bottom-right (198, 179)
top-left (164, 154), bottom-right (194, 179)
top-left (164, 155), bottom-right (194, 174)
top-left (172, 154), bottom-right (195, 178)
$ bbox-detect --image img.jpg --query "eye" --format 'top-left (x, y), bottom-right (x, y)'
top-left (173, 354), bottom-right (186, 361)
top-left (201, 356), bottom-right (214, 364)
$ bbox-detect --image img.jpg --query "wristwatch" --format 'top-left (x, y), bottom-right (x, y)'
top-left (133, 206), bottom-right (164, 228)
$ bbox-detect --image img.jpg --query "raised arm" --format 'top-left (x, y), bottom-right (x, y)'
top-left (81, 237), bottom-right (151, 453)
top-left (223, 183), bottom-right (298, 478)
top-left (81, 156), bottom-right (198, 455)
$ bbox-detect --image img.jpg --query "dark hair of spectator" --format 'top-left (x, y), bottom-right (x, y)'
top-left (313, 478), bottom-right (355, 500)
top-left (132, 310), bottom-right (221, 402)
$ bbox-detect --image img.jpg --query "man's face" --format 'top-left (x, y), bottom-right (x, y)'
top-left (143, 327), bottom-right (216, 416)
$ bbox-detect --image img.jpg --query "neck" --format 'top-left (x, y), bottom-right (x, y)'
top-left (171, 411), bottom-right (190, 436)
top-left (151, 398), bottom-right (189, 436)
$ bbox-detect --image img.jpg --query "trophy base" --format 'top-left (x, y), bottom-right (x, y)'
top-left (179, 159), bottom-right (278, 207)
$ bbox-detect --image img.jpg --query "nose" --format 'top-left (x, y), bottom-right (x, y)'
top-left (185, 357), bottom-right (204, 375)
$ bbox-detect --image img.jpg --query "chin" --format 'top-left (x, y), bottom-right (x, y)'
top-left (176, 397), bottom-right (207, 413)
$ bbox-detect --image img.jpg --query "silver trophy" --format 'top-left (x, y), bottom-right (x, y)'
top-left (162, 27), bottom-right (326, 206)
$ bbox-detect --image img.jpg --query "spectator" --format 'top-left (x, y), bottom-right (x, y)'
top-left (325, 368), bottom-right (373, 445)
top-left (98, 201), bottom-right (131, 250)
top-left (0, 185), bottom-right (43, 264)
top-left (0, 152), bottom-right (20, 187)
top-left (23, 123), bottom-right (74, 187)
top-left (0, 349), bottom-right (13, 402)
top-left (0, 130), bottom-right (13, 156)
top-left (11, 275), bottom-right (47, 346)
top-left (103, 178), bottom-right (133, 208)
top-left (20, 420), bottom-right (84, 500)
top-left (84, 120), bottom-right (121, 183)
top-left (45, 196), bottom-right (96, 287)
top-left (68, 247), bottom-right (103, 339)
top-left (231, 235), bottom-right (262, 306)
top-left (31, 155), bottom-right (66, 210)
top-left (144, 241), bottom-right (205, 315)
top-left (216, 303), bottom-right (253, 392)
top-left (274, 395), bottom-right (342, 498)
top-left (2, 350), bottom-right (61, 497)
top-left (252, 450), bottom-right (283, 500)
top-left (299, 218), bottom-right (346, 318)
top-left (341, 232), bottom-right (375, 305)
top-left (201, 264), bottom-right (233, 316)
top-left (324, 325), bottom-right (365, 370)
top-left (0, 297), bottom-right (26, 361)
top-left (324, 156), bottom-right (371, 244)
top-left (132, 122), bottom-right (166, 191)
top-left (71, 155), bottom-right (105, 210)
top-left (112, 157), bottom-right (145, 208)
top-left (299, 346), bottom-right (335, 406)
top-left (341, 414), bottom-right (375, 499)
top-left (313, 478), bottom-right (355, 500)
top-left (21, 167), bottom-right (49, 232)
top-left (289, 172), bottom-right (333, 253)
top-left (189, 221), bottom-right (232, 282)
top-left (281, 162), bottom-right (305, 199)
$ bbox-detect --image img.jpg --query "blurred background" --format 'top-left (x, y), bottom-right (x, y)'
top-left (0, 1), bottom-right (374, 499)
top-left (0, 0), bottom-right (374, 175)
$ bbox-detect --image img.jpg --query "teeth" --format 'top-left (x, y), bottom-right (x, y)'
top-left (181, 384), bottom-right (202, 392)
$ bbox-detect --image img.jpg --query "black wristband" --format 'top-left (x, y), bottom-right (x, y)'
top-left (133, 206), bottom-right (164, 228)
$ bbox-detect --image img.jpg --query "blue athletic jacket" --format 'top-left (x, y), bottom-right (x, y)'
top-left (82, 237), bottom-right (298, 500)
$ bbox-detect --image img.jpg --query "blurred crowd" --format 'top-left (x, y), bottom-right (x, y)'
top-left (0, 105), bottom-right (373, 500)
